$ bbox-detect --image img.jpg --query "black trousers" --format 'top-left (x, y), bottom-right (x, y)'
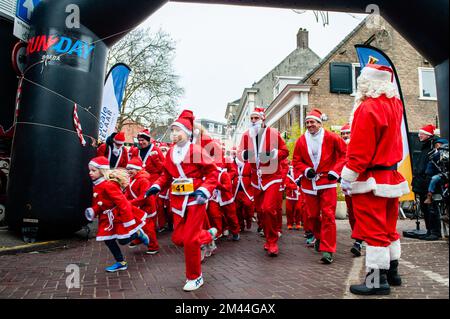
top-left (104, 232), bottom-right (139, 262)
top-left (419, 193), bottom-right (441, 236)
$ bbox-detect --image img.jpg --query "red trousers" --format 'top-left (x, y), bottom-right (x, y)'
top-left (304, 188), bottom-right (337, 253)
top-left (255, 183), bottom-right (283, 250)
top-left (156, 197), bottom-right (168, 229)
top-left (351, 193), bottom-right (400, 247)
top-left (345, 195), bottom-right (362, 242)
top-left (207, 201), bottom-right (240, 236)
top-left (235, 191), bottom-right (254, 230)
top-left (172, 205), bottom-right (213, 280)
top-left (253, 189), bottom-right (264, 229)
top-left (286, 199), bottom-right (301, 226)
top-left (142, 217), bottom-right (159, 250)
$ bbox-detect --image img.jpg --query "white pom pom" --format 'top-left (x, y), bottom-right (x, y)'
top-left (97, 201), bottom-right (103, 206)
top-left (93, 192), bottom-right (98, 198)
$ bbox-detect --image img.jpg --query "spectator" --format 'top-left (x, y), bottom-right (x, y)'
top-left (424, 138), bottom-right (448, 206)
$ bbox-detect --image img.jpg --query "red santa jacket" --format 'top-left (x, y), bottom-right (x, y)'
top-left (210, 168), bottom-right (234, 206)
top-left (97, 143), bottom-right (128, 169)
top-left (285, 165), bottom-right (299, 200)
top-left (152, 142), bottom-right (219, 217)
top-left (232, 158), bottom-right (254, 201)
top-left (293, 129), bottom-right (347, 195)
top-left (341, 95), bottom-right (409, 198)
top-left (238, 126), bottom-right (289, 191)
top-left (130, 144), bottom-right (165, 184)
top-left (125, 170), bottom-right (157, 218)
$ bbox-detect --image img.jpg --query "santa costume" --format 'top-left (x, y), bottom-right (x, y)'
top-left (85, 156), bottom-right (149, 272)
top-left (237, 107), bottom-right (289, 256)
top-left (97, 132), bottom-right (128, 169)
top-left (146, 110), bottom-right (218, 292)
top-left (125, 157), bottom-right (160, 254)
top-left (285, 164), bottom-right (302, 230)
top-left (341, 64), bottom-right (410, 295)
top-left (232, 156), bottom-right (255, 231)
top-left (292, 108), bottom-right (347, 263)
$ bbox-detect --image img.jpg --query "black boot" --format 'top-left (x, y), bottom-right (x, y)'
top-left (387, 260), bottom-right (402, 286)
top-left (350, 240), bottom-right (363, 257)
top-left (350, 269), bottom-right (391, 295)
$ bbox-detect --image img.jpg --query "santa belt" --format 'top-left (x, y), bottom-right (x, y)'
top-left (367, 164), bottom-right (398, 171)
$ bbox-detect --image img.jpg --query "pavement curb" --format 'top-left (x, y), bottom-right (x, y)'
top-left (0, 240), bottom-right (68, 256)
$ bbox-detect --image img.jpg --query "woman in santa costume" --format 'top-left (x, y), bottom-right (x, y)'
top-left (285, 161), bottom-right (302, 231)
top-left (145, 110), bottom-right (219, 292)
top-left (125, 157), bottom-right (160, 254)
top-left (237, 107), bottom-right (289, 257)
top-left (85, 156), bottom-right (149, 272)
top-left (341, 64), bottom-right (410, 295)
top-left (97, 132), bottom-right (128, 169)
top-left (292, 108), bottom-right (347, 264)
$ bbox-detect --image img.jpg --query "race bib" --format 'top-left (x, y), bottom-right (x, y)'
top-left (171, 178), bottom-right (194, 195)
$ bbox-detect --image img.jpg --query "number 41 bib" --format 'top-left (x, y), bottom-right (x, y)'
top-left (171, 178), bottom-right (194, 195)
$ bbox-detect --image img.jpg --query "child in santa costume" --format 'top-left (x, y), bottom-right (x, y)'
top-left (145, 110), bottom-right (218, 292)
top-left (341, 64), bottom-right (410, 295)
top-left (237, 107), bottom-right (289, 257)
top-left (85, 156), bottom-right (149, 272)
top-left (97, 132), bottom-right (128, 169)
top-left (285, 161), bottom-right (302, 230)
top-left (292, 108), bottom-right (347, 264)
top-left (125, 157), bottom-right (160, 254)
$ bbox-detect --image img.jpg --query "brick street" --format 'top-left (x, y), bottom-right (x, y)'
top-left (0, 219), bottom-right (448, 299)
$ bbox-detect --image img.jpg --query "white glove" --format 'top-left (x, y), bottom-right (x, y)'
top-left (85, 207), bottom-right (95, 221)
top-left (340, 179), bottom-right (352, 196)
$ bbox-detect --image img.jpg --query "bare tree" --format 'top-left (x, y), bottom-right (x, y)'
top-left (107, 27), bottom-right (183, 130)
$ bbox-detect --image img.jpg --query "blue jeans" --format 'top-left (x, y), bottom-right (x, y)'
top-left (428, 175), bottom-right (442, 193)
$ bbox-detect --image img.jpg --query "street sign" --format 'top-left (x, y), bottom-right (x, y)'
top-left (13, 0), bottom-right (41, 42)
top-left (11, 41), bottom-right (28, 75)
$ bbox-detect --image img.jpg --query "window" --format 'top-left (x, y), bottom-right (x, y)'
top-left (217, 125), bottom-right (222, 134)
top-left (418, 68), bottom-right (437, 100)
top-left (352, 63), bottom-right (361, 95)
top-left (208, 123), bottom-right (214, 132)
top-left (329, 62), bottom-right (353, 94)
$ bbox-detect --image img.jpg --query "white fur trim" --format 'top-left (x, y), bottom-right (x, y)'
top-left (151, 184), bottom-right (161, 191)
top-left (171, 122), bottom-right (192, 136)
top-left (147, 211), bottom-right (157, 218)
top-left (328, 170), bottom-right (340, 180)
top-left (261, 179), bottom-right (282, 191)
top-left (304, 167), bottom-right (314, 179)
top-left (389, 239), bottom-right (401, 261)
top-left (89, 161), bottom-right (109, 170)
top-left (271, 149), bottom-right (278, 160)
top-left (366, 245), bottom-right (390, 270)
top-left (126, 164), bottom-right (142, 170)
top-left (123, 219), bottom-right (136, 228)
top-left (301, 188), bottom-right (317, 196)
top-left (419, 129), bottom-right (434, 136)
top-left (351, 178), bottom-right (410, 198)
top-left (341, 166), bottom-right (359, 182)
top-left (197, 187), bottom-right (211, 199)
top-left (305, 115), bottom-right (322, 123)
top-left (220, 198), bottom-right (235, 207)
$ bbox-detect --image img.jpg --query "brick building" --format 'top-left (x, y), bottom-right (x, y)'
top-left (264, 16), bottom-right (439, 137)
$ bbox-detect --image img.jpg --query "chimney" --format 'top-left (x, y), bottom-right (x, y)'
top-left (297, 28), bottom-right (309, 49)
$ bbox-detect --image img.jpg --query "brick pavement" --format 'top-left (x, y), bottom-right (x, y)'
top-left (0, 219), bottom-right (448, 299)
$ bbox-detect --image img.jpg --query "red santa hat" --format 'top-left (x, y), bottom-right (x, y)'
top-left (419, 124), bottom-right (436, 136)
top-left (305, 108), bottom-right (325, 123)
top-left (360, 63), bottom-right (394, 83)
top-left (171, 110), bottom-right (195, 136)
top-left (89, 156), bottom-right (110, 170)
top-left (113, 131), bottom-right (126, 145)
top-left (137, 129), bottom-right (151, 141)
top-left (126, 157), bottom-right (143, 170)
top-left (250, 107), bottom-right (266, 121)
top-left (340, 123), bottom-right (351, 133)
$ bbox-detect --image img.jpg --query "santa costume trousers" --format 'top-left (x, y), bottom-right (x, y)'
top-left (222, 202), bottom-right (240, 235)
top-left (207, 201), bottom-right (224, 236)
top-left (255, 183), bottom-right (283, 248)
top-left (172, 205), bottom-right (214, 280)
top-left (304, 188), bottom-right (337, 253)
top-left (352, 192), bottom-right (401, 270)
top-left (235, 191), bottom-right (254, 229)
top-left (142, 216), bottom-right (159, 250)
top-left (286, 199), bottom-right (301, 226)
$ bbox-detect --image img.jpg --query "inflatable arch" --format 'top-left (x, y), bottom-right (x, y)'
top-left (3, 0), bottom-right (448, 238)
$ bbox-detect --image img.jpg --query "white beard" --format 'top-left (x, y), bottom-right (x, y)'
top-left (112, 145), bottom-right (122, 156)
top-left (249, 120), bottom-right (262, 137)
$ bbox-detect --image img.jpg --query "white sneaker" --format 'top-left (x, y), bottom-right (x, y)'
top-left (205, 241), bottom-right (217, 258)
top-left (183, 276), bottom-right (204, 291)
top-left (223, 229), bottom-right (230, 237)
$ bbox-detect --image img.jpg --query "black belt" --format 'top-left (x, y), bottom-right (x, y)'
top-left (367, 164), bottom-right (398, 171)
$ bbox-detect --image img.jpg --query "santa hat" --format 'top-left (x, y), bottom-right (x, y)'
top-left (305, 108), bottom-right (325, 123)
top-left (250, 107), bottom-right (266, 120)
top-left (126, 157), bottom-right (143, 170)
top-left (171, 110), bottom-right (195, 136)
top-left (89, 156), bottom-right (110, 170)
top-left (113, 131), bottom-right (126, 145)
top-left (360, 64), bottom-right (394, 83)
top-left (340, 123), bottom-right (351, 133)
top-left (419, 124), bottom-right (436, 136)
top-left (159, 142), bottom-right (169, 150)
top-left (137, 129), bottom-right (151, 141)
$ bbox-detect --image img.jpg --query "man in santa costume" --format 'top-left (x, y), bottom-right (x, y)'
top-left (145, 110), bottom-right (218, 292)
top-left (125, 157), bottom-right (160, 254)
top-left (341, 64), bottom-right (410, 295)
top-left (292, 108), bottom-right (347, 264)
top-left (340, 123), bottom-right (364, 257)
top-left (237, 107), bottom-right (289, 257)
top-left (97, 132), bottom-right (128, 169)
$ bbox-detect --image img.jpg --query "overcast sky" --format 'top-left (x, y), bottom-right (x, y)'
top-left (142, 2), bottom-right (367, 123)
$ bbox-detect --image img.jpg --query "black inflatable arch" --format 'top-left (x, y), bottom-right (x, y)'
top-left (6, 0), bottom-right (448, 238)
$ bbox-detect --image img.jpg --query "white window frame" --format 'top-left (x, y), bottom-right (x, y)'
top-left (418, 67), bottom-right (437, 101)
top-left (351, 63), bottom-right (361, 96)
top-left (208, 123), bottom-right (215, 133)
